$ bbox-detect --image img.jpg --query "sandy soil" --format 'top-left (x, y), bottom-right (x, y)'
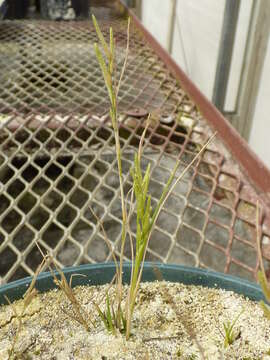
top-left (0, 281), bottom-right (270, 359)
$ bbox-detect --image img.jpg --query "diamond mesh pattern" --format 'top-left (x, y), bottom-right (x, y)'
top-left (0, 10), bottom-right (269, 284)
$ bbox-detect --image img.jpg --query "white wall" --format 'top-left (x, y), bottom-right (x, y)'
top-left (249, 35), bottom-right (270, 169)
top-left (141, 0), bottom-right (252, 105)
top-left (141, 0), bottom-right (270, 170)
top-left (224, 0), bottom-right (253, 111)
top-left (141, 0), bottom-right (171, 49)
top-left (141, 0), bottom-right (270, 169)
top-left (172, 0), bottom-right (225, 100)
top-left (142, 0), bottom-right (225, 99)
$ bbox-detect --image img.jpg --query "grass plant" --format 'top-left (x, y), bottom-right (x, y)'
top-left (92, 15), bottom-right (216, 339)
top-left (92, 13), bottom-right (129, 332)
top-left (94, 293), bottom-right (127, 335)
top-left (222, 309), bottom-right (243, 348)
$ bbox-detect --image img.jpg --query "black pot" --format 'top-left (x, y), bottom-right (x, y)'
top-left (5, 0), bottom-right (29, 19)
top-left (71, 0), bottom-right (90, 18)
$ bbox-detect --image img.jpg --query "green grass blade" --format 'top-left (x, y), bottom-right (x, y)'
top-left (92, 14), bottom-right (110, 60)
top-left (95, 303), bottom-right (109, 331)
top-left (230, 309), bottom-right (244, 330)
top-left (150, 168), bottom-right (176, 230)
top-left (94, 44), bottom-right (113, 105)
top-left (142, 196), bottom-right (151, 236)
top-left (142, 164), bottom-right (151, 203)
top-left (106, 294), bottom-right (115, 333)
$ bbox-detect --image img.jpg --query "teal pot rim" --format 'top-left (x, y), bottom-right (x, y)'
top-left (0, 262), bottom-right (265, 305)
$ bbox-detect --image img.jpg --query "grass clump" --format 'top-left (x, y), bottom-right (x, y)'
top-left (92, 14), bottom-right (215, 340)
top-left (92, 13), bottom-right (129, 336)
top-left (222, 309), bottom-right (243, 348)
top-left (95, 293), bottom-right (126, 335)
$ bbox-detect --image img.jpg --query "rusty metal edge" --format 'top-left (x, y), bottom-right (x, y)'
top-left (123, 3), bottom-right (270, 210)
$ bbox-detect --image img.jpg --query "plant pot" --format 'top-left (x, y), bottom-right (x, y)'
top-left (0, 262), bottom-right (265, 305)
top-left (71, 0), bottom-right (90, 18)
top-left (1, 262), bottom-right (269, 359)
top-left (5, 0), bottom-right (29, 19)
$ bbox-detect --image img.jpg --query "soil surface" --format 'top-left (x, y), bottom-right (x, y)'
top-left (0, 281), bottom-right (270, 359)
